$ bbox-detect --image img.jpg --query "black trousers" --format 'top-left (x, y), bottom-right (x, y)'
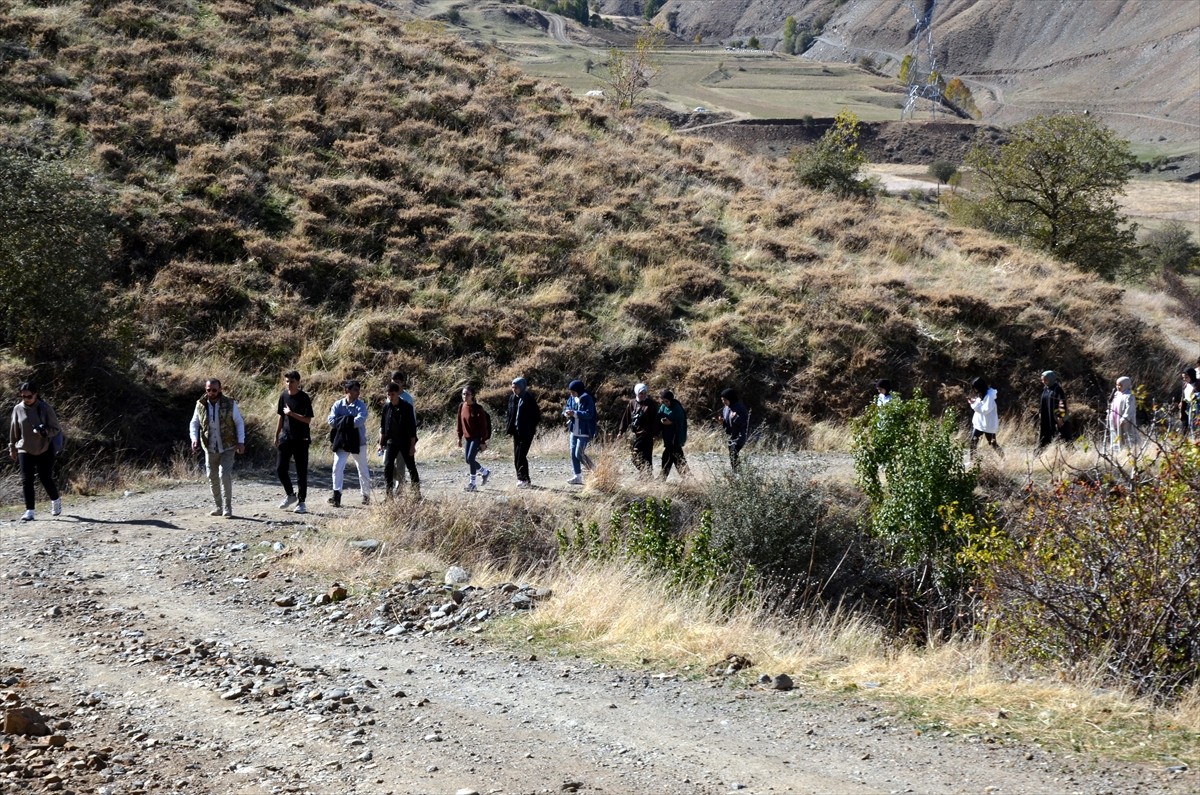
top-left (276, 439), bottom-right (309, 503)
top-left (19, 450), bottom-right (59, 510)
top-left (630, 435), bottom-right (655, 474)
top-left (383, 441), bottom-right (420, 489)
top-left (727, 434), bottom-right (746, 471)
top-left (513, 434), bottom-right (534, 483)
top-left (661, 441), bottom-right (687, 479)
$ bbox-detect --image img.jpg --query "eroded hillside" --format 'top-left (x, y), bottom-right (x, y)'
top-left (0, 0), bottom-right (1187, 443)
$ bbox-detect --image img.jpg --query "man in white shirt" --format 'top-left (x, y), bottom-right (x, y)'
top-left (189, 379), bottom-right (245, 518)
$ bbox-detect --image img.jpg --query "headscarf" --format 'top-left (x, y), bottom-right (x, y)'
top-left (511, 377), bottom-right (527, 393)
top-left (720, 388), bottom-right (738, 401)
top-left (971, 377), bottom-right (989, 397)
top-left (875, 379), bottom-right (891, 394)
top-left (1116, 376), bottom-right (1132, 393)
top-left (1041, 371), bottom-right (1058, 385)
top-left (634, 383), bottom-right (648, 399)
top-left (567, 380), bottom-right (585, 394)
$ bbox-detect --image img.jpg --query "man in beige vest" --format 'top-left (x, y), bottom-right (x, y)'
top-left (189, 379), bottom-right (245, 517)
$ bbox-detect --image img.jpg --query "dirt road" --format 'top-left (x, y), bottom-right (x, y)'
top-left (0, 468), bottom-right (1190, 795)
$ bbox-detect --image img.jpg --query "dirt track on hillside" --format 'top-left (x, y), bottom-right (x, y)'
top-left (0, 462), bottom-right (1193, 795)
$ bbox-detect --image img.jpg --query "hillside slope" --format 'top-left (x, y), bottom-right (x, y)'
top-left (658, 0), bottom-right (1200, 148)
top-left (0, 0), bottom-right (1191, 454)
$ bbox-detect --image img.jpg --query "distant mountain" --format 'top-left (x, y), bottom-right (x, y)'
top-left (656, 0), bottom-right (1200, 148)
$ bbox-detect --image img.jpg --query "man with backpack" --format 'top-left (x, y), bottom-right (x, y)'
top-left (189, 378), bottom-right (245, 517)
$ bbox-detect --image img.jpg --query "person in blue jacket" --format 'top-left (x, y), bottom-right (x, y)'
top-left (563, 380), bottom-right (595, 485)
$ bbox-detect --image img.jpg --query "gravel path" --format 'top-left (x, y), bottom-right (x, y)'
top-left (0, 466), bottom-right (1191, 795)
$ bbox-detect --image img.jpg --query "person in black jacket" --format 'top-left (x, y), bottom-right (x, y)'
top-left (506, 376), bottom-right (541, 488)
top-left (377, 382), bottom-right (419, 498)
top-left (719, 388), bottom-right (749, 471)
top-left (618, 383), bottom-right (660, 475)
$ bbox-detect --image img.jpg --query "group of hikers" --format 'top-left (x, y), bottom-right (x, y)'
top-left (7, 358), bottom-right (1200, 520)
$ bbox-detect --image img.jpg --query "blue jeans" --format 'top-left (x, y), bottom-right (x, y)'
top-left (464, 439), bottom-right (483, 475)
top-left (570, 435), bottom-right (593, 476)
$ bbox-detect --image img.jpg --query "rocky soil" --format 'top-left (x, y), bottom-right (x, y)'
top-left (1, 467), bottom-right (1194, 795)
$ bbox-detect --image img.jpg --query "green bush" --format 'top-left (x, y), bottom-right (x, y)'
top-left (0, 151), bottom-right (114, 360)
top-left (965, 444), bottom-right (1200, 699)
top-left (851, 394), bottom-right (979, 596)
top-left (790, 109), bottom-right (873, 198)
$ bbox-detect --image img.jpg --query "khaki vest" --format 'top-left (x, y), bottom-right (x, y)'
top-left (197, 395), bottom-right (237, 451)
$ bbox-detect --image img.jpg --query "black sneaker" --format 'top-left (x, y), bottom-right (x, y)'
top-left (328, 490), bottom-right (341, 508)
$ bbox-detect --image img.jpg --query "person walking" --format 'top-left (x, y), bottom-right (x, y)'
top-left (719, 388), bottom-right (749, 471)
top-left (327, 379), bottom-right (371, 507)
top-left (189, 378), bottom-right (245, 517)
top-left (8, 382), bottom-right (62, 521)
top-left (618, 383), bottom-right (660, 475)
top-left (1109, 376), bottom-right (1140, 453)
top-left (379, 381), bottom-right (420, 497)
top-left (275, 370), bottom-right (313, 514)
top-left (658, 389), bottom-right (689, 480)
top-left (1179, 368), bottom-right (1197, 440)
top-left (506, 377), bottom-right (541, 488)
top-left (389, 371), bottom-right (415, 407)
top-left (457, 385), bottom-right (492, 491)
top-left (1036, 370), bottom-right (1071, 450)
top-left (967, 377), bottom-right (1002, 460)
top-left (562, 379), bottom-right (595, 486)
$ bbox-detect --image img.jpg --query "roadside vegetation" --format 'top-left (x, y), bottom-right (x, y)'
top-left (1, 0), bottom-right (1198, 767)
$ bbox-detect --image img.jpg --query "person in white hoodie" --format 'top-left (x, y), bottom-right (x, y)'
top-left (967, 377), bottom-right (1002, 460)
top-left (1108, 375), bottom-right (1139, 454)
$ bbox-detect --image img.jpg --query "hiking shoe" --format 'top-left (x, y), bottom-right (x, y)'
top-left (209, 508), bottom-right (223, 517)
top-left (464, 482), bottom-right (477, 492)
top-left (566, 475), bottom-right (583, 485)
top-left (294, 502), bottom-right (307, 514)
top-left (51, 498), bottom-right (62, 516)
top-left (329, 490), bottom-right (341, 508)
top-left (479, 468), bottom-right (490, 486)
top-left (279, 494), bottom-right (298, 510)
top-left (20, 510), bottom-right (34, 521)
top-left (362, 494), bottom-right (371, 506)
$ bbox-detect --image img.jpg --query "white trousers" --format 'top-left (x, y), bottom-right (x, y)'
top-left (332, 449), bottom-right (372, 495)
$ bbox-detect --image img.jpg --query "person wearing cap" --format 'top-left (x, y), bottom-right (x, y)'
top-left (618, 383), bottom-right (660, 475)
top-left (719, 388), bottom-right (748, 471)
top-left (506, 376), bottom-right (541, 488)
top-left (562, 379), bottom-right (595, 486)
top-left (1037, 370), bottom-right (1070, 450)
top-left (657, 389), bottom-right (688, 480)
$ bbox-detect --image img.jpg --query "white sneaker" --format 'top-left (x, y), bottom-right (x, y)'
top-left (479, 468), bottom-right (490, 486)
top-left (293, 502), bottom-right (307, 514)
top-left (209, 508), bottom-right (223, 517)
top-left (279, 495), bottom-right (298, 509)
top-left (223, 508), bottom-right (234, 518)
top-left (464, 482), bottom-right (477, 492)
top-left (51, 498), bottom-right (62, 516)
top-left (20, 510), bottom-right (34, 521)
top-left (517, 480), bottom-right (532, 489)
top-left (566, 475), bottom-right (583, 485)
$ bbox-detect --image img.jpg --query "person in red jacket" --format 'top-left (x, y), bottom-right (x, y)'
top-left (457, 385), bottom-right (492, 492)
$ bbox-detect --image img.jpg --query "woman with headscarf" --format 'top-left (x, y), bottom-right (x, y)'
top-left (562, 379), bottom-right (595, 485)
top-left (967, 377), bottom-right (1002, 460)
top-left (1037, 371), bottom-right (1070, 450)
top-left (1108, 376), bottom-right (1139, 453)
top-left (719, 388), bottom-right (749, 471)
top-left (617, 383), bottom-right (659, 475)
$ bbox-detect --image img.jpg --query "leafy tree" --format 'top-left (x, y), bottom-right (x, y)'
top-left (642, 0), bottom-right (663, 20)
top-left (599, 25), bottom-right (666, 109)
top-left (782, 16), bottom-right (797, 55)
top-left (747, 36), bottom-right (760, 49)
top-left (1140, 221), bottom-right (1199, 274)
top-left (790, 109), bottom-right (873, 198)
top-left (0, 151), bottom-right (114, 360)
top-left (928, 160), bottom-right (958, 196)
top-left (964, 114), bottom-right (1138, 279)
top-left (851, 394), bottom-right (979, 595)
top-left (943, 77), bottom-right (980, 119)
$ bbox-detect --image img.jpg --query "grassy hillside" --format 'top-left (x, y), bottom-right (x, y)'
top-left (0, 0), bottom-right (1190, 462)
